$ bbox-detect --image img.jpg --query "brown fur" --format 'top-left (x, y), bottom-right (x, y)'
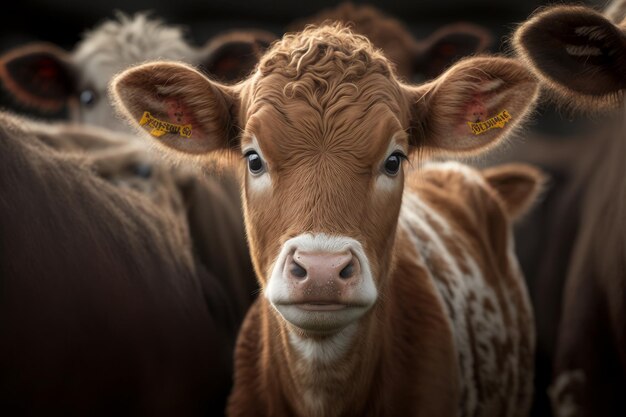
top-left (0, 13), bottom-right (266, 307)
top-left (0, 13), bottom-right (262, 339)
top-left (227, 163), bottom-right (540, 416)
top-left (515, 5), bottom-right (626, 416)
top-left (111, 24), bottom-right (540, 416)
top-left (478, 129), bottom-right (601, 416)
top-left (553, 116), bottom-right (626, 417)
top-left (229, 257), bottom-right (460, 416)
top-left (10, 114), bottom-right (257, 322)
top-left (482, 163), bottom-right (546, 220)
top-left (0, 111), bottom-right (248, 416)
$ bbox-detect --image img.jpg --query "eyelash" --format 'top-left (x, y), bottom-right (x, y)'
top-left (391, 151), bottom-right (408, 161)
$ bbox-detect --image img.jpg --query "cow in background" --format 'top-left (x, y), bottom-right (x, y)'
top-left (0, 12), bottom-right (275, 130)
top-left (10, 117), bottom-right (258, 321)
top-left (111, 23), bottom-right (540, 416)
top-left (0, 12), bottom-right (266, 319)
top-left (289, 2), bottom-right (492, 82)
top-left (515, 3), bottom-right (626, 416)
top-left (0, 111), bottom-right (246, 416)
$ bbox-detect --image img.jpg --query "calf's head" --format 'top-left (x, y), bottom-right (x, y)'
top-left (111, 25), bottom-right (538, 335)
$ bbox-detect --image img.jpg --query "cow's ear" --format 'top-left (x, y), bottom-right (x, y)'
top-left (414, 23), bottom-right (493, 80)
top-left (482, 163), bottom-right (546, 220)
top-left (0, 43), bottom-right (77, 111)
top-left (405, 56), bottom-right (538, 155)
top-left (197, 30), bottom-right (276, 83)
top-left (514, 6), bottom-right (626, 101)
top-left (110, 61), bottom-right (237, 155)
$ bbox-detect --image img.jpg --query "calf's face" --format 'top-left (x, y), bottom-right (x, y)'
top-left (111, 26), bottom-right (538, 335)
top-left (240, 74), bottom-right (407, 333)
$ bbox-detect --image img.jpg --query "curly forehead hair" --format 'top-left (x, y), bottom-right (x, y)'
top-left (259, 24), bottom-right (392, 79)
top-left (251, 24), bottom-right (403, 116)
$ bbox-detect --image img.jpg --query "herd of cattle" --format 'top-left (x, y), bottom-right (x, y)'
top-left (0, 2), bottom-right (624, 416)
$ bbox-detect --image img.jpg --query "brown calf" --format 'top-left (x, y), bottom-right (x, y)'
top-left (289, 2), bottom-right (492, 81)
top-left (111, 25), bottom-right (539, 416)
top-left (514, 4), bottom-right (626, 417)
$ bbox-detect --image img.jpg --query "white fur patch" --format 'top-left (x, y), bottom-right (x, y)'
top-left (73, 12), bottom-right (195, 91)
top-left (71, 13), bottom-right (197, 131)
top-left (265, 234), bottom-right (377, 336)
top-left (399, 193), bottom-right (479, 414)
top-left (289, 323), bottom-right (357, 363)
top-left (242, 135), bottom-right (272, 193)
top-left (399, 184), bottom-right (531, 417)
top-left (375, 135), bottom-right (407, 192)
top-left (480, 78), bottom-right (505, 92)
top-left (375, 174), bottom-right (398, 191)
top-left (423, 161), bottom-right (486, 185)
top-left (265, 233), bottom-right (376, 305)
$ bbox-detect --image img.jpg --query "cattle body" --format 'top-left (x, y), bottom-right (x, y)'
top-left (0, 12), bottom-right (261, 323)
top-left (477, 124), bottom-right (600, 417)
top-left (2, 118), bottom-right (258, 323)
top-left (0, 14), bottom-right (269, 415)
top-left (289, 2), bottom-right (492, 81)
top-left (514, 4), bottom-right (626, 417)
top-left (111, 25), bottom-right (540, 416)
top-left (0, 112), bottom-right (246, 416)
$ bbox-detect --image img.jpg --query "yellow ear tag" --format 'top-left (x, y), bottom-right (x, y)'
top-left (467, 110), bottom-right (511, 135)
top-left (139, 112), bottom-right (192, 138)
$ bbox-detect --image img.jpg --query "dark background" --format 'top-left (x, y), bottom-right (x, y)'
top-left (2, 1), bottom-right (606, 52)
top-left (0, 0), bottom-right (608, 135)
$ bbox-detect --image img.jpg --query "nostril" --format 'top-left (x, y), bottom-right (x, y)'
top-left (339, 262), bottom-right (355, 279)
top-left (290, 260), bottom-right (307, 279)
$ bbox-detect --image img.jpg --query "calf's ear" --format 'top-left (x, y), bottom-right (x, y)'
top-left (414, 23), bottom-right (493, 80)
top-left (0, 43), bottom-right (77, 111)
top-left (514, 6), bottom-right (626, 100)
top-left (405, 56), bottom-right (538, 155)
top-left (482, 163), bottom-right (546, 220)
top-left (110, 61), bottom-right (237, 155)
top-left (198, 30), bottom-right (276, 83)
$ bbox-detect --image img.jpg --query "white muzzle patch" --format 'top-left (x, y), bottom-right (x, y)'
top-left (265, 233), bottom-right (377, 334)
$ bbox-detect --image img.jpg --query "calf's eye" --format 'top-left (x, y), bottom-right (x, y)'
top-left (246, 151), bottom-right (265, 175)
top-left (133, 163), bottom-right (153, 179)
top-left (384, 152), bottom-right (406, 176)
top-left (79, 89), bottom-right (97, 107)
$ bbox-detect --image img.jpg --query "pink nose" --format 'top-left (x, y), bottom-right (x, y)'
top-left (287, 250), bottom-right (358, 284)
